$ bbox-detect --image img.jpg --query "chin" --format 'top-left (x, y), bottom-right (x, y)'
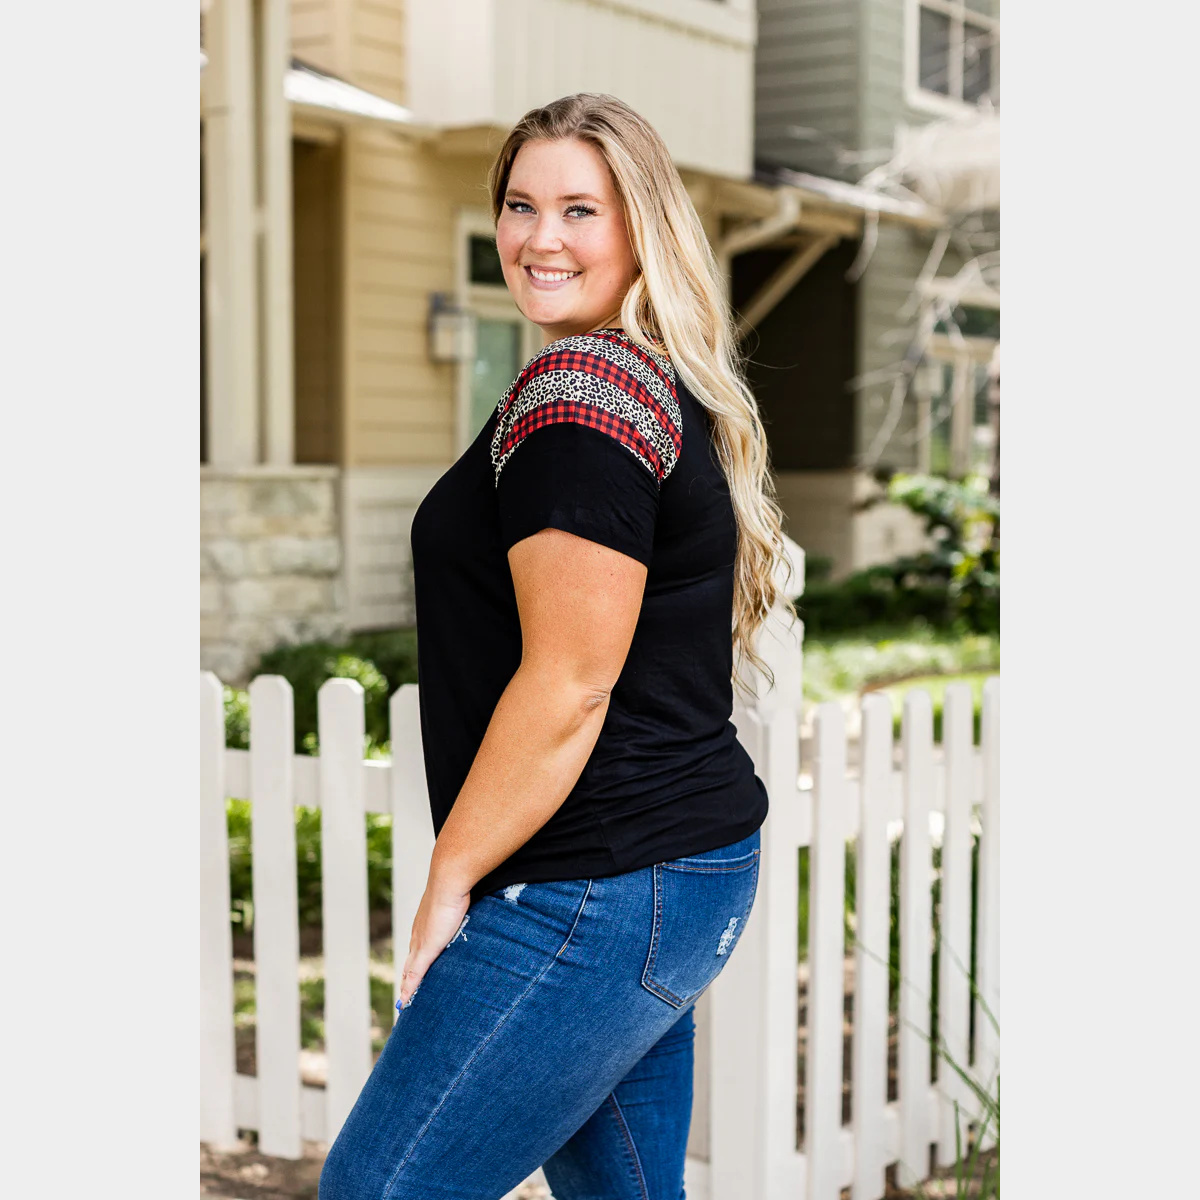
top-left (525, 301), bottom-right (576, 329)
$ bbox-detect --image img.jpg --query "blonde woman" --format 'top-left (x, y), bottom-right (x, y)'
top-left (320, 94), bottom-right (795, 1200)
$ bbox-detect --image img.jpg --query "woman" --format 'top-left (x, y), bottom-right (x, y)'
top-left (319, 93), bottom-right (795, 1200)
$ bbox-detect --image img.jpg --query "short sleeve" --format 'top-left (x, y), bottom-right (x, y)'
top-left (496, 421), bottom-right (662, 564)
top-left (490, 332), bottom-right (682, 567)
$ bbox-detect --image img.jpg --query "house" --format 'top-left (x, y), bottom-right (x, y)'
top-left (199, 0), bottom-right (960, 684)
top-left (747, 0), bottom-right (1001, 579)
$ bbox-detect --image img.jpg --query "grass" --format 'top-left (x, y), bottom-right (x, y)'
top-left (871, 671), bottom-right (995, 743)
top-left (802, 624), bottom-right (1000, 706)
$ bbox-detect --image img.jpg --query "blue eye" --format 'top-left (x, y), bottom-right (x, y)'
top-left (566, 204), bottom-right (597, 218)
top-left (505, 199), bottom-right (534, 214)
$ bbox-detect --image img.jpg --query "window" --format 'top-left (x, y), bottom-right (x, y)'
top-left (455, 213), bottom-right (540, 454)
top-left (468, 234), bottom-right (507, 287)
top-left (910, 0), bottom-right (999, 112)
top-left (917, 357), bottom-right (995, 479)
top-left (915, 287), bottom-right (998, 479)
top-left (934, 302), bottom-right (1000, 341)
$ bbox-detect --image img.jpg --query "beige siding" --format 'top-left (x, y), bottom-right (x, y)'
top-left (289, 0), bottom-right (405, 97)
top-left (353, 0), bottom-right (405, 105)
top-left (340, 127), bottom-right (496, 467)
top-left (408, 0), bottom-right (755, 178)
top-left (290, 0), bottom-right (337, 72)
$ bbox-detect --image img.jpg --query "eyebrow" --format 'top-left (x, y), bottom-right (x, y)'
top-left (505, 189), bottom-right (605, 204)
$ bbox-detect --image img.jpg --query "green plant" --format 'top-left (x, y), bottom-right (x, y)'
top-left (886, 473), bottom-right (999, 635)
top-left (226, 799), bottom-right (395, 933)
top-left (234, 970), bottom-right (398, 1057)
top-left (249, 628), bottom-right (419, 755)
top-left (221, 631), bottom-right (420, 935)
top-left (224, 685), bottom-right (250, 751)
top-left (915, 945), bottom-right (1000, 1199)
top-left (803, 626), bottom-right (999, 705)
top-left (797, 474), bottom-right (999, 637)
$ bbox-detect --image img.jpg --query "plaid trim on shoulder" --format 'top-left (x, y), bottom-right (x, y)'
top-left (490, 329), bottom-right (682, 485)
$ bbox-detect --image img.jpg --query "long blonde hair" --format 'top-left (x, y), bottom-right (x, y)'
top-left (487, 93), bottom-right (798, 695)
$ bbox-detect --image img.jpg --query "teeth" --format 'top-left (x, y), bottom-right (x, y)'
top-left (529, 268), bottom-right (580, 282)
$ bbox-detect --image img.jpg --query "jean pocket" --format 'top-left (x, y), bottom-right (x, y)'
top-left (640, 845), bottom-right (761, 1009)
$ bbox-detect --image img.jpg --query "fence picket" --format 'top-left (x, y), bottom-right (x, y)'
top-left (710, 706), bottom-right (766, 1199)
top-left (897, 690), bottom-right (934, 1187)
top-left (806, 702), bottom-right (848, 1200)
top-left (936, 684), bottom-right (974, 1166)
top-left (975, 679), bottom-right (1001, 1149)
top-left (199, 663), bottom-right (999, 1196)
top-left (318, 679), bottom-right (373, 1140)
top-left (759, 706), bottom-right (805, 1200)
top-left (249, 676), bottom-right (303, 1159)
top-left (388, 684), bottom-right (435, 1016)
top-left (200, 672), bottom-right (238, 1148)
top-left (711, 705), bottom-right (803, 1200)
top-left (852, 694), bottom-right (893, 1200)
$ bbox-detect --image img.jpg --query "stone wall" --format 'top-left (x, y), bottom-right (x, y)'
top-left (201, 467), bottom-right (347, 685)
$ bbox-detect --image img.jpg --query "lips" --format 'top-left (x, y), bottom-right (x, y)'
top-left (525, 265), bottom-right (581, 287)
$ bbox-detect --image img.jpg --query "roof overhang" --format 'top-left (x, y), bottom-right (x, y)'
top-left (285, 59), bottom-right (432, 135)
top-left (761, 167), bottom-right (945, 230)
top-left (692, 167), bottom-right (946, 337)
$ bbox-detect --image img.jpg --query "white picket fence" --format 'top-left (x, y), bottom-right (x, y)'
top-left (200, 620), bottom-right (999, 1200)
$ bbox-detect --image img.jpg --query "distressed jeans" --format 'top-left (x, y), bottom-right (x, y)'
top-left (318, 827), bottom-right (762, 1200)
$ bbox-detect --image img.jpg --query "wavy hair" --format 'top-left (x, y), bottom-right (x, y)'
top-left (487, 93), bottom-right (798, 694)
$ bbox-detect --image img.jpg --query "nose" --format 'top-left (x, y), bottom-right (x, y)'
top-left (526, 213), bottom-right (565, 256)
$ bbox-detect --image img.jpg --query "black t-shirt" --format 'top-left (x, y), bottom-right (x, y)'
top-left (410, 327), bottom-right (769, 904)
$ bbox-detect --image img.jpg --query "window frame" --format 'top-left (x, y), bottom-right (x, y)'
top-left (914, 282), bottom-right (998, 478)
top-left (453, 209), bottom-right (541, 456)
top-left (905, 0), bottom-right (1000, 117)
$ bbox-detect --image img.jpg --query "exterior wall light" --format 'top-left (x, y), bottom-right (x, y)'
top-left (428, 293), bottom-right (476, 363)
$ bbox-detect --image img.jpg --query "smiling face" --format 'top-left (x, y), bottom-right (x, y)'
top-left (496, 137), bottom-right (639, 344)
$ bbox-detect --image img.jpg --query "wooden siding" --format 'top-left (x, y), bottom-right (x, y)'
top-left (289, 1), bottom-right (404, 103)
top-left (341, 465), bottom-right (443, 627)
top-left (856, 224), bottom-right (926, 469)
top-left (855, 222), bottom-right (977, 469)
top-left (408, 0), bottom-right (755, 178)
top-left (862, 0), bottom-right (1001, 156)
top-left (290, 0), bottom-right (337, 73)
top-left (754, 0), bottom-right (861, 179)
top-left (754, 0), bottom-right (1000, 470)
top-left (860, 0), bottom-right (907, 156)
top-left (340, 129), bottom-right (496, 467)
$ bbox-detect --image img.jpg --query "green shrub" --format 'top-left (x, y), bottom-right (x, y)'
top-left (798, 474), bottom-right (999, 637)
top-left (220, 630), bottom-right (419, 935)
top-left (226, 798), bottom-right (394, 933)
top-left (252, 628), bottom-right (418, 755)
top-left (224, 685), bottom-right (251, 751)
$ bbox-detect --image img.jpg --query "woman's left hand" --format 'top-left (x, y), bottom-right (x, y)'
top-left (398, 877), bottom-right (472, 1009)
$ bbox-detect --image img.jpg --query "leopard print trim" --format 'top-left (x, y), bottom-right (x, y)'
top-left (490, 329), bottom-right (682, 486)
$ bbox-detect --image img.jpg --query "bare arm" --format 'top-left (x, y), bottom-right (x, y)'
top-left (397, 526), bottom-right (648, 1005)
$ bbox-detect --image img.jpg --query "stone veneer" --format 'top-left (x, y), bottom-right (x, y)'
top-left (201, 466), bottom-right (347, 686)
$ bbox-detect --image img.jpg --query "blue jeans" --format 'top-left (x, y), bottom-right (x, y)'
top-left (319, 827), bottom-right (762, 1200)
